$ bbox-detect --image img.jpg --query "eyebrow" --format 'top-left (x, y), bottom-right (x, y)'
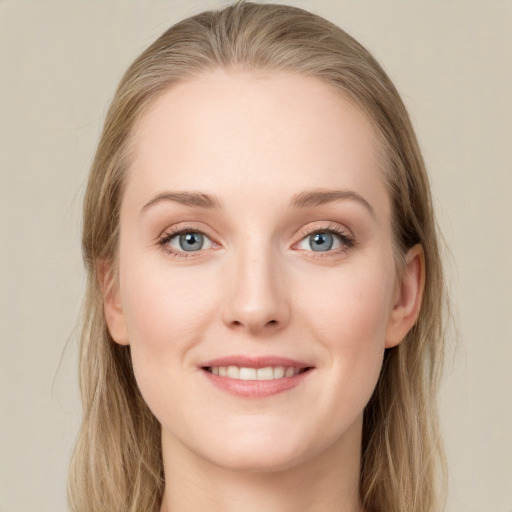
top-left (141, 188), bottom-right (375, 217)
top-left (290, 188), bottom-right (375, 217)
top-left (141, 191), bottom-right (222, 213)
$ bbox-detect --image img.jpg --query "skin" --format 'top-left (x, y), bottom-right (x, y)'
top-left (103, 69), bottom-right (424, 512)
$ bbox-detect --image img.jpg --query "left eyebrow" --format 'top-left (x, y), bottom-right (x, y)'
top-left (140, 188), bottom-right (375, 218)
top-left (290, 188), bottom-right (375, 218)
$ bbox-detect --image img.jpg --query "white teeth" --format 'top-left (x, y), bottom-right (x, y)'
top-left (208, 365), bottom-right (304, 380)
top-left (239, 367), bottom-right (257, 380)
top-left (284, 367), bottom-right (295, 378)
top-left (273, 366), bottom-right (285, 378)
top-left (227, 366), bottom-right (239, 379)
top-left (256, 367), bottom-right (274, 380)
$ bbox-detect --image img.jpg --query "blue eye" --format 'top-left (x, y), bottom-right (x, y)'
top-left (308, 232), bottom-right (335, 252)
top-left (177, 232), bottom-right (205, 251)
top-left (295, 226), bottom-right (354, 254)
top-left (159, 224), bottom-right (354, 259)
top-left (159, 228), bottom-right (214, 254)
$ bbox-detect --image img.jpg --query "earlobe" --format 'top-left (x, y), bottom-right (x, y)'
top-left (385, 244), bottom-right (425, 348)
top-left (98, 259), bottom-right (130, 346)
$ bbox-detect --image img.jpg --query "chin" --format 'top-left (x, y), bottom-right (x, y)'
top-left (202, 443), bottom-right (309, 474)
top-left (186, 422), bottom-right (333, 475)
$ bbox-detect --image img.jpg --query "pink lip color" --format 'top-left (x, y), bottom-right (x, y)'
top-left (200, 355), bottom-right (311, 369)
top-left (199, 355), bottom-right (314, 398)
top-left (202, 369), bottom-right (312, 398)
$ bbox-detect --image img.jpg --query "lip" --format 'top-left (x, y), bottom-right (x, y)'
top-left (199, 354), bottom-right (315, 398)
top-left (200, 355), bottom-right (312, 369)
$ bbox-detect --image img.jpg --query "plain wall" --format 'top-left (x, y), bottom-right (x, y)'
top-left (0, 1), bottom-right (511, 511)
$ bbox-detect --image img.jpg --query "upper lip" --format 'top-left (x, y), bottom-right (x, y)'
top-left (200, 355), bottom-right (313, 369)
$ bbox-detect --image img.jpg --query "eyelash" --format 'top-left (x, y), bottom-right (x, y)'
top-left (157, 223), bottom-right (356, 260)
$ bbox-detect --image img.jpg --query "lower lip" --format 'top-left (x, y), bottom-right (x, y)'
top-left (201, 369), bottom-right (314, 398)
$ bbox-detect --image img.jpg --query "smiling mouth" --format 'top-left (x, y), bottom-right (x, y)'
top-left (202, 365), bottom-right (313, 381)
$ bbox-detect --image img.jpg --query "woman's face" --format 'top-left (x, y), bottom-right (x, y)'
top-left (105, 69), bottom-right (419, 473)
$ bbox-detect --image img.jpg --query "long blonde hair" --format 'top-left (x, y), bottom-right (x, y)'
top-left (69, 2), bottom-right (447, 511)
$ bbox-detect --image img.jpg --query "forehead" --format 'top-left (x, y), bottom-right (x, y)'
top-left (125, 68), bottom-right (389, 217)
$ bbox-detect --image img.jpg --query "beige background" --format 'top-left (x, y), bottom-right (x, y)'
top-left (1, 1), bottom-right (511, 511)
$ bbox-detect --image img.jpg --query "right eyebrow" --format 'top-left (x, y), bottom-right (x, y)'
top-left (141, 191), bottom-right (222, 215)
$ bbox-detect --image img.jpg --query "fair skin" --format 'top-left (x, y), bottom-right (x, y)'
top-left (103, 69), bottom-right (424, 512)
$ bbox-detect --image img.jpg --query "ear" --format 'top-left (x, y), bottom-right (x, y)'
top-left (98, 259), bottom-right (129, 346)
top-left (385, 244), bottom-right (425, 348)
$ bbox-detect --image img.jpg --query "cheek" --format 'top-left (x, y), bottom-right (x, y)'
top-left (118, 252), bottom-right (220, 414)
top-left (300, 256), bottom-right (395, 403)
top-left (121, 254), bottom-right (217, 348)
top-left (304, 257), bottom-right (394, 343)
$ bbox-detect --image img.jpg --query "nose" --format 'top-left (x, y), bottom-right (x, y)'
top-left (221, 241), bottom-right (291, 336)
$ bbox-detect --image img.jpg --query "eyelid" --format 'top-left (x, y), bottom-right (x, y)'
top-left (298, 222), bottom-right (352, 238)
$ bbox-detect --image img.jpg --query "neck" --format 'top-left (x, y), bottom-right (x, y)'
top-left (159, 417), bottom-right (364, 512)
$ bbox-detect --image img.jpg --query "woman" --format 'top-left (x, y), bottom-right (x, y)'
top-left (69, 1), bottom-right (447, 511)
